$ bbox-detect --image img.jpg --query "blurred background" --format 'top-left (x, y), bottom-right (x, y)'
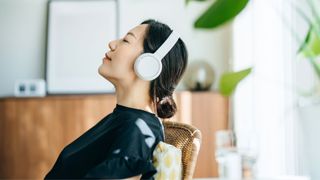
top-left (0, 0), bottom-right (319, 179)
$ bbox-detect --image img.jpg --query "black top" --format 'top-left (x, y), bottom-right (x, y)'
top-left (45, 104), bottom-right (164, 179)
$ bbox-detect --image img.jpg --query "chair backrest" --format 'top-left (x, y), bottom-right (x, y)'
top-left (162, 120), bottom-right (202, 180)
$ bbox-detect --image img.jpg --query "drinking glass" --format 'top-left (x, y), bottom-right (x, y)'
top-left (215, 130), bottom-right (259, 179)
top-left (215, 130), bottom-right (240, 179)
top-left (238, 131), bottom-right (259, 179)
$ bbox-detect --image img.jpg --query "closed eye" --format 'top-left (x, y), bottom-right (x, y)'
top-left (122, 38), bottom-right (129, 43)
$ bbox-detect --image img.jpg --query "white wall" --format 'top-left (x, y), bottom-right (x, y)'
top-left (0, 0), bottom-right (48, 97)
top-left (298, 104), bottom-right (320, 179)
top-left (0, 0), bottom-right (231, 97)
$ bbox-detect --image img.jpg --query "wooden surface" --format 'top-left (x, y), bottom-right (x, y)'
top-left (0, 91), bottom-right (228, 178)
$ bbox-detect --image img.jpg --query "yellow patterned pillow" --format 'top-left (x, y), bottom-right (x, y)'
top-left (152, 141), bottom-right (182, 180)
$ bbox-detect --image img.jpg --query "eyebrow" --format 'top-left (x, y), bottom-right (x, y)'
top-left (126, 32), bottom-right (137, 39)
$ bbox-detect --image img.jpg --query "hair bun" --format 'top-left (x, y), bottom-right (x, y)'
top-left (156, 96), bottom-right (177, 119)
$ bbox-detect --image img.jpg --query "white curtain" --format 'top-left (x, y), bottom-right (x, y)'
top-left (232, 0), bottom-right (305, 177)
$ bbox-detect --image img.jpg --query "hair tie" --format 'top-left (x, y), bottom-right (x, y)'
top-left (159, 96), bottom-right (171, 105)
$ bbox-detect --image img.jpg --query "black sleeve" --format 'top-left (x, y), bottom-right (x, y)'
top-left (84, 118), bottom-right (158, 179)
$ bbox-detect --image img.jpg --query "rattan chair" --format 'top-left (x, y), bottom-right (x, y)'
top-left (162, 120), bottom-right (202, 180)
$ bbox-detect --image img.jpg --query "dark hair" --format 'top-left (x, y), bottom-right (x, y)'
top-left (141, 19), bottom-right (188, 119)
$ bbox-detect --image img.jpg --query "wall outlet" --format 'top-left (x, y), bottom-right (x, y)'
top-left (14, 79), bottom-right (46, 97)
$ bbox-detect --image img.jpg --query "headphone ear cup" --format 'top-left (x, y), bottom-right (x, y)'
top-left (134, 53), bottom-right (162, 81)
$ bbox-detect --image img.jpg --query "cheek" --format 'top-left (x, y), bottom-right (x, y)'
top-left (115, 49), bottom-right (139, 72)
top-left (101, 45), bottom-right (143, 81)
top-left (116, 55), bottom-right (133, 70)
top-left (103, 55), bottom-right (136, 80)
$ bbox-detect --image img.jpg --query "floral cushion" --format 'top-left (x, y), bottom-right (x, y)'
top-left (152, 141), bottom-right (182, 180)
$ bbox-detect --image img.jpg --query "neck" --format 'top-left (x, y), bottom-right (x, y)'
top-left (115, 80), bottom-right (156, 114)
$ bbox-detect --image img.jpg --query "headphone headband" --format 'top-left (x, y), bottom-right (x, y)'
top-left (153, 30), bottom-right (180, 60)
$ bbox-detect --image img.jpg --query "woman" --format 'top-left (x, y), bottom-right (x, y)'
top-left (45, 19), bottom-right (188, 179)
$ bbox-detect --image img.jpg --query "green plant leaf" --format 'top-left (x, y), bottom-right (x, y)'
top-left (194, 0), bottom-right (250, 29)
top-left (186, 0), bottom-right (208, 5)
top-left (298, 25), bottom-right (320, 58)
top-left (219, 67), bottom-right (252, 96)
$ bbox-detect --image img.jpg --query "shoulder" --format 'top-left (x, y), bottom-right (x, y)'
top-left (115, 111), bottom-right (163, 138)
top-left (112, 104), bottom-right (163, 135)
top-left (109, 111), bottom-right (164, 152)
top-left (117, 114), bottom-right (163, 140)
top-left (105, 115), bottom-right (163, 160)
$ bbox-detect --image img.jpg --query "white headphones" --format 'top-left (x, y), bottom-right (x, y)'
top-left (134, 30), bottom-right (180, 81)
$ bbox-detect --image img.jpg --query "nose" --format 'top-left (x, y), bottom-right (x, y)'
top-left (108, 40), bottom-right (117, 51)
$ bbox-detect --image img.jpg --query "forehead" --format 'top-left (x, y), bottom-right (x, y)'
top-left (128, 24), bottom-right (148, 40)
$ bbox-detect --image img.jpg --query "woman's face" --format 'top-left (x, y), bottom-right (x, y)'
top-left (98, 24), bottom-right (148, 84)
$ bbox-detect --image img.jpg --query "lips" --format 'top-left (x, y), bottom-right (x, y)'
top-left (105, 53), bottom-right (112, 61)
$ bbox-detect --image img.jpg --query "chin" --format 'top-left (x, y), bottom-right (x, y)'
top-left (98, 66), bottom-right (117, 84)
top-left (98, 66), bottom-right (109, 79)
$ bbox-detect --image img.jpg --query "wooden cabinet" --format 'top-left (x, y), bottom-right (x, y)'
top-left (0, 91), bottom-right (228, 178)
